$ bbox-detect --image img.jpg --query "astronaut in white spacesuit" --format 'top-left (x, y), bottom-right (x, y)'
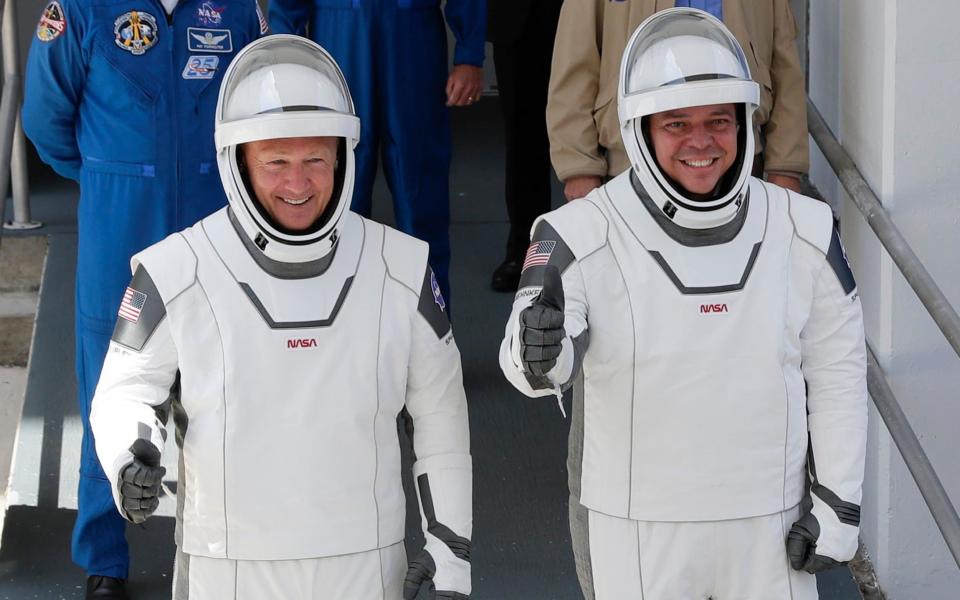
top-left (499, 9), bottom-right (867, 600)
top-left (90, 35), bottom-right (472, 600)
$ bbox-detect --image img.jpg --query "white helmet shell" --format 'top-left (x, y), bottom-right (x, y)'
top-left (618, 8), bottom-right (760, 229)
top-left (215, 35), bottom-right (361, 263)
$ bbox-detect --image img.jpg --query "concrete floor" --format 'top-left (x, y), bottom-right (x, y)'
top-left (0, 99), bottom-right (863, 599)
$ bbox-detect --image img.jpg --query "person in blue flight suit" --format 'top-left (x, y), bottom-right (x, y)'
top-left (23, 1), bottom-right (264, 598)
top-left (268, 0), bottom-right (485, 304)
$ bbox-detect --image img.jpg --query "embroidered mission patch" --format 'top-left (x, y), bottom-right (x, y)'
top-left (37, 1), bottom-right (66, 42)
top-left (114, 10), bottom-right (159, 55)
top-left (430, 270), bottom-right (446, 313)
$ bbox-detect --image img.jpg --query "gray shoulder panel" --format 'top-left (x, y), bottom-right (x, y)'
top-left (112, 265), bottom-right (167, 352)
top-left (826, 228), bottom-right (857, 295)
top-left (417, 267), bottom-right (451, 340)
top-left (517, 221), bottom-right (576, 289)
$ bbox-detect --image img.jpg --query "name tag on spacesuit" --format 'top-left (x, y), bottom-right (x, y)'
top-left (187, 27), bottom-right (233, 53)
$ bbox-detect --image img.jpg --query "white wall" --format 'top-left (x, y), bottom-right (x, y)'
top-left (808, 1), bottom-right (960, 597)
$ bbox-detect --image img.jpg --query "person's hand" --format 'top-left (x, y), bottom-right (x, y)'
top-left (446, 65), bottom-right (483, 107)
top-left (118, 439), bottom-right (165, 524)
top-left (563, 175), bottom-right (603, 202)
top-left (785, 506), bottom-right (857, 574)
top-left (767, 172), bottom-right (802, 193)
top-left (403, 549), bottom-right (470, 600)
top-left (518, 266), bottom-right (565, 377)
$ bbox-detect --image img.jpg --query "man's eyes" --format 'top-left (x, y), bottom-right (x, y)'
top-left (663, 119), bottom-right (732, 131)
top-left (262, 158), bottom-right (328, 167)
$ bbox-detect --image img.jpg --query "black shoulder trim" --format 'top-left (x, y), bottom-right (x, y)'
top-left (826, 228), bottom-right (857, 296)
top-left (417, 267), bottom-right (451, 340)
top-left (112, 265), bottom-right (167, 352)
top-left (416, 473), bottom-right (472, 562)
top-left (517, 221), bottom-right (576, 290)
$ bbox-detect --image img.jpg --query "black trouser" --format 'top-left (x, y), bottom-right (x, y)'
top-left (492, 3), bottom-right (562, 260)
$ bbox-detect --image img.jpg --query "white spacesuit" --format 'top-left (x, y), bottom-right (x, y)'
top-left (90, 36), bottom-right (472, 600)
top-left (499, 9), bottom-right (867, 600)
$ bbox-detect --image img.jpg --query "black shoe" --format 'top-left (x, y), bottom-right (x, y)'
top-left (491, 257), bottom-right (523, 292)
top-left (86, 575), bottom-right (129, 600)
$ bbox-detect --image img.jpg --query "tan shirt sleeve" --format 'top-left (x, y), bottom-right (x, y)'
top-left (546, 0), bottom-right (609, 182)
top-left (762, 0), bottom-right (809, 174)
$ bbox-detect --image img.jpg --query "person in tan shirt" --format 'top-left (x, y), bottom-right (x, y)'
top-left (547, 0), bottom-right (808, 201)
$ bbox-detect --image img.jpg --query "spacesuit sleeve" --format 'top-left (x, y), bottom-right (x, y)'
top-left (22, 0), bottom-right (86, 182)
top-left (267, 0), bottom-right (312, 37)
top-left (406, 266), bottom-right (472, 596)
top-left (90, 265), bottom-right (178, 521)
top-left (444, 0), bottom-right (485, 67)
top-left (499, 220), bottom-right (590, 397)
top-left (799, 227), bottom-right (868, 561)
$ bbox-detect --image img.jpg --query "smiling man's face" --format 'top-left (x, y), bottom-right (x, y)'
top-left (648, 103), bottom-right (739, 197)
top-left (243, 136), bottom-right (339, 231)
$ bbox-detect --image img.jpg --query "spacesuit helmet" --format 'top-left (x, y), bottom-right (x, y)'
top-left (618, 8), bottom-right (760, 229)
top-left (215, 35), bottom-right (360, 263)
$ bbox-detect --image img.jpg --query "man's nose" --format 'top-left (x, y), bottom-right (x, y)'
top-left (686, 125), bottom-right (715, 148)
top-left (284, 164), bottom-right (311, 194)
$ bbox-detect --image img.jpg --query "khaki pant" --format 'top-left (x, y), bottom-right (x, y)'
top-left (175, 542), bottom-right (406, 600)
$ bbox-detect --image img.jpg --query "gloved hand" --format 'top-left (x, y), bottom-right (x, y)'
top-left (403, 549), bottom-right (470, 600)
top-left (518, 266), bottom-right (565, 377)
top-left (118, 439), bottom-right (165, 524)
top-left (786, 493), bottom-right (859, 574)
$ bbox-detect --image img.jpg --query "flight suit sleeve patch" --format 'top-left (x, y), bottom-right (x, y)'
top-left (37, 1), bottom-right (67, 42)
top-left (112, 265), bottom-right (167, 352)
top-left (517, 221), bottom-right (576, 290)
top-left (418, 267), bottom-right (451, 340)
top-left (826, 228), bottom-right (857, 296)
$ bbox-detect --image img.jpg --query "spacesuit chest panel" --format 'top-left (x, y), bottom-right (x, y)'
top-left (169, 211), bottom-right (411, 559)
top-left (577, 179), bottom-right (805, 522)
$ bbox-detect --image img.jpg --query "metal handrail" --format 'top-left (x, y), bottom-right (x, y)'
top-left (808, 100), bottom-right (960, 362)
top-left (0, 0), bottom-right (36, 240)
top-left (808, 98), bottom-right (960, 570)
top-left (866, 344), bottom-right (960, 568)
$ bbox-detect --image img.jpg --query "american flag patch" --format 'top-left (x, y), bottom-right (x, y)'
top-left (522, 240), bottom-right (556, 271)
top-left (118, 286), bottom-right (147, 323)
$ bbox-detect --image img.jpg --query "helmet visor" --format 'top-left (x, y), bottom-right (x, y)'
top-left (619, 9), bottom-right (757, 122)
top-left (216, 35), bottom-right (360, 149)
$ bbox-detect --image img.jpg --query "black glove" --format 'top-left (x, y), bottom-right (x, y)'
top-left (518, 266), bottom-right (565, 377)
top-left (403, 550), bottom-right (470, 600)
top-left (786, 512), bottom-right (842, 574)
top-left (118, 439), bottom-right (166, 524)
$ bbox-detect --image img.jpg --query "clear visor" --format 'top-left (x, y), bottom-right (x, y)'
top-left (622, 9), bottom-right (751, 97)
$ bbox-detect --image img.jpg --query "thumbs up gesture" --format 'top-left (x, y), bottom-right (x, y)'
top-left (519, 266), bottom-right (566, 376)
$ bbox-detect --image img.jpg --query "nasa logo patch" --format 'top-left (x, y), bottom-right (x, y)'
top-left (36, 1), bottom-right (66, 42)
top-left (114, 10), bottom-right (159, 55)
top-left (196, 1), bottom-right (225, 26)
top-left (182, 55), bottom-right (219, 80)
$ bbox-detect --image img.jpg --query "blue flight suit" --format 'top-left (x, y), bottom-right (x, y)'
top-left (268, 0), bottom-right (485, 303)
top-left (23, 0), bottom-right (263, 579)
